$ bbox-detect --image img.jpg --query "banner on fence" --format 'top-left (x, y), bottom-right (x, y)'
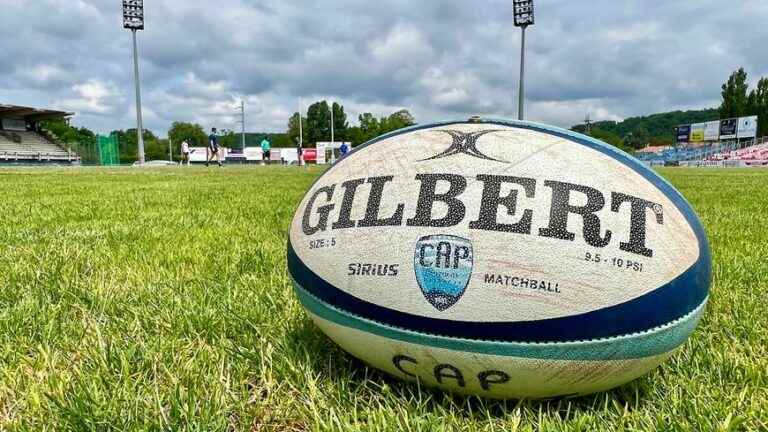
top-left (703, 121), bottom-right (720, 141)
top-left (243, 147), bottom-right (263, 161)
top-left (737, 115), bottom-right (757, 138)
top-left (719, 118), bottom-right (737, 139)
top-left (675, 125), bottom-right (690, 144)
top-left (689, 123), bottom-right (706, 142)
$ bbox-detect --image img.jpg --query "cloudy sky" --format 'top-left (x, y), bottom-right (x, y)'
top-left (1, 0), bottom-right (767, 136)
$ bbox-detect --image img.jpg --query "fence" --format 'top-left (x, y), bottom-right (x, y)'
top-left (97, 134), bottom-right (120, 166)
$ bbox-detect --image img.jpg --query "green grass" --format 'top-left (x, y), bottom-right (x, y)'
top-left (0, 166), bottom-right (765, 431)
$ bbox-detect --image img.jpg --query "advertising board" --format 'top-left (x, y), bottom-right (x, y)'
top-left (689, 123), bottom-right (706, 142)
top-left (703, 121), bottom-right (720, 141)
top-left (719, 118), bottom-right (737, 139)
top-left (675, 125), bottom-right (690, 144)
top-left (737, 115), bottom-right (758, 138)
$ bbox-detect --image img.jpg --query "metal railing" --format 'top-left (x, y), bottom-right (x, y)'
top-left (0, 149), bottom-right (78, 162)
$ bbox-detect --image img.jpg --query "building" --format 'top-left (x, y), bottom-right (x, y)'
top-left (0, 104), bottom-right (79, 164)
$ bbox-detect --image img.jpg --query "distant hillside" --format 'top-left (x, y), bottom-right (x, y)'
top-left (571, 108), bottom-right (719, 146)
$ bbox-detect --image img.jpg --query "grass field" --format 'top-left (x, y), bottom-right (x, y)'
top-left (0, 166), bottom-right (766, 431)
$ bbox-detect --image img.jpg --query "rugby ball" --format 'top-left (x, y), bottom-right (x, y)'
top-left (288, 118), bottom-right (710, 399)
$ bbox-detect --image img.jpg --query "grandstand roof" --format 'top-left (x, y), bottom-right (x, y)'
top-left (0, 104), bottom-right (72, 121)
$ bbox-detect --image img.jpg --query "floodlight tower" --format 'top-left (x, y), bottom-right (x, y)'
top-left (298, 99), bottom-right (304, 166)
top-left (584, 112), bottom-right (592, 134)
top-left (123, 0), bottom-right (145, 164)
top-left (236, 100), bottom-right (246, 151)
top-left (513, 0), bottom-right (534, 121)
top-left (330, 102), bottom-right (335, 144)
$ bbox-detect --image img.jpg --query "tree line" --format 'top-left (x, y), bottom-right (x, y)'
top-left (43, 119), bottom-right (176, 164)
top-left (571, 67), bottom-right (767, 150)
top-left (570, 108), bottom-right (719, 150)
top-left (286, 100), bottom-right (416, 147)
top-left (719, 67), bottom-right (768, 138)
top-left (50, 65), bottom-right (764, 162)
top-left (42, 100), bottom-right (416, 164)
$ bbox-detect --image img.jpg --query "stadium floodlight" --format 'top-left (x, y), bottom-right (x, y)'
top-left (298, 99), bottom-right (304, 166)
top-left (122, 0), bottom-right (144, 30)
top-left (330, 103), bottom-right (335, 144)
top-left (513, 0), bottom-right (534, 26)
top-left (123, 0), bottom-right (145, 164)
top-left (513, 0), bottom-right (534, 120)
top-left (236, 100), bottom-right (246, 151)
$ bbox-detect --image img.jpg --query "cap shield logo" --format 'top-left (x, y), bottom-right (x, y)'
top-left (414, 235), bottom-right (473, 311)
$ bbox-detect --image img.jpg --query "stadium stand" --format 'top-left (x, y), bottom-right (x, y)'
top-left (706, 140), bottom-right (768, 166)
top-left (636, 137), bottom-right (768, 167)
top-left (0, 104), bottom-right (79, 164)
top-left (635, 141), bottom-right (750, 165)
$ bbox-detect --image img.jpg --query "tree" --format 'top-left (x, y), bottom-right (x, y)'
top-left (588, 128), bottom-right (632, 153)
top-left (287, 112), bottom-right (308, 147)
top-left (358, 113), bottom-right (379, 135)
top-left (331, 102), bottom-right (349, 140)
top-left (379, 109), bottom-right (416, 135)
top-left (719, 67), bottom-right (750, 119)
top-left (569, 108), bottom-right (720, 145)
top-left (218, 129), bottom-right (239, 149)
top-left (168, 121), bottom-right (207, 155)
top-left (109, 128), bottom-right (162, 163)
top-left (40, 118), bottom-right (99, 163)
top-left (306, 101), bottom-right (331, 145)
top-left (628, 126), bottom-right (650, 149)
top-left (290, 104), bottom-right (416, 147)
top-left (357, 112), bottom-right (381, 143)
top-left (136, 129), bottom-right (166, 161)
top-left (388, 109), bottom-right (416, 128)
top-left (155, 138), bottom-right (171, 161)
top-left (268, 134), bottom-right (293, 148)
top-left (748, 77), bottom-right (768, 137)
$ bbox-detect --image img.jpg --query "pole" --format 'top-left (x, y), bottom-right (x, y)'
top-left (298, 100), bottom-right (304, 166)
top-left (131, 29), bottom-right (145, 164)
top-left (241, 100), bottom-right (246, 151)
top-left (330, 104), bottom-right (334, 143)
top-left (168, 138), bottom-right (172, 162)
top-left (517, 25), bottom-right (527, 121)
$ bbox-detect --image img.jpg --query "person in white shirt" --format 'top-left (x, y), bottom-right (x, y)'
top-left (181, 140), bottom-right (191, 166)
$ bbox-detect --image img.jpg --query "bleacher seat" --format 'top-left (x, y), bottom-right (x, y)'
top-left (0, 130), bottom-right (75, 162)
top-left (707, 142), bottom-right (768, 163)
top-left (635, 141), bottom-right (748, 164)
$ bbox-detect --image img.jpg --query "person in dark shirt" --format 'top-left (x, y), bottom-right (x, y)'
top-left (206, 127), bottom-right (222, 167)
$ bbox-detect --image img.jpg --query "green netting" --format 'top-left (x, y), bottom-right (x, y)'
top-left (97, 134), bottom-right (120, 166)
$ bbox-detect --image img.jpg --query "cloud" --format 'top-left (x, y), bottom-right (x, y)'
top-left (55, 79), bottom-right (125, 115)
top-left (1, 0), bottom-right (767, 136)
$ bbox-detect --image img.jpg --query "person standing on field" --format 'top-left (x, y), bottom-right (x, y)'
top-left (206, 127), bottom-right (222, 167)
top-left (261, 136), bottom-right (271, 165)
top-left (181, 139), bottom-right (191, 166)
top-left (297, 145), bottom-right (304, 166)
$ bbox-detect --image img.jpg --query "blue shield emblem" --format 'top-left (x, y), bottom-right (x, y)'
top-left (414, 235), bottom-right (473, 311)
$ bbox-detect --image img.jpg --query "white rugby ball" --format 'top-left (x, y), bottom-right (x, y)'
top-left (288, 119), bottom-right (711, 399)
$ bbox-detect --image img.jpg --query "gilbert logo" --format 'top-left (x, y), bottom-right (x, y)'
top-left (414, 235), bottom-right (474, 311)
top-left (421, 130), bottom-right (506, 162)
